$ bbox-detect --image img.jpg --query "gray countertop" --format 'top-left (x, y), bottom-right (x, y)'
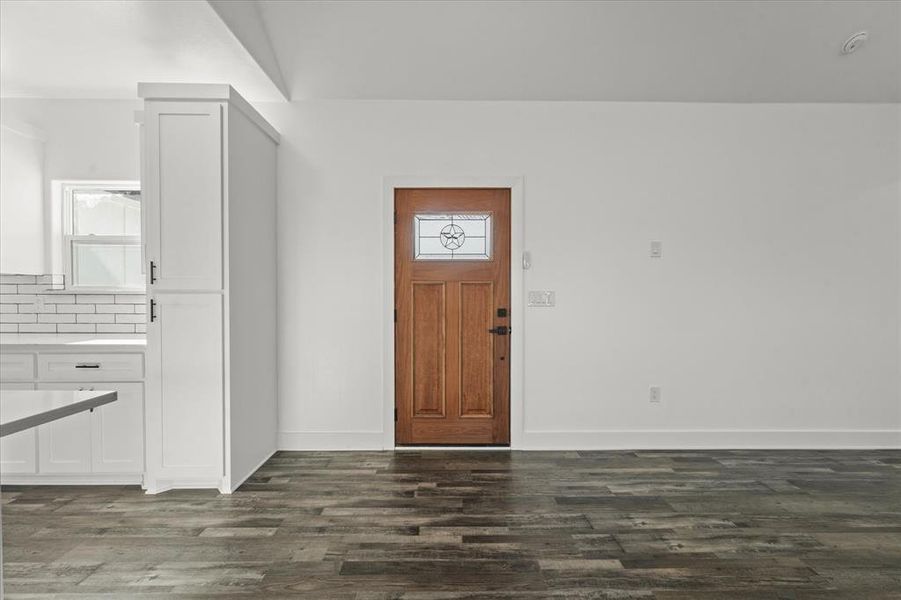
top-left (0, 389), bottom-right (118, 437)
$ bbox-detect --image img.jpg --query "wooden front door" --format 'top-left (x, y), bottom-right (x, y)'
top-left (395, 188), bottom-right (510, 445)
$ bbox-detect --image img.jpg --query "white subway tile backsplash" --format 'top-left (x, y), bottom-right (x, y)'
top-left (96, 304), bottom-right (135, 314)
top-left (0, 274), bottom-right (146, 334)
top-left (57, 324), bottom-right (97, 333)
top-left (55, 304), bottom-right (95, 314)
top-left (18, 303), bottom-right (56, 314)
top-left (76, 313), bottom-right (115, 323)
top-left (0, 294), bottom-right (36, 304)
top-left (19, 323), bottom-right (57, 333)
top-left (38, 314), bottom-right (76, 323)
top-left (116, 313), bottom-right (146, 324)
top-left (76, 294), bottom-right (115, 304)
top-left (1, 313), bottom-right (37, 323)
top-left (96, 324), bottom-right (136, 333)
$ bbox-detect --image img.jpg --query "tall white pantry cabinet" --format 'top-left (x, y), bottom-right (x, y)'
top-left (139, 84), bottom-right (279, 494)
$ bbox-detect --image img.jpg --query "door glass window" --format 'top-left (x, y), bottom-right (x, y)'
top-left (413, 213), bottom-right (492, 260)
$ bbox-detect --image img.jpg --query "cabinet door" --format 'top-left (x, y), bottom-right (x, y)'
top-left (91, 382), bottom-right (144, 473)
top-left (145, 101), bottom-right (223, 291)
top-left (37, 383), bottom-right (93, 474)
top-left (0, 353), bottom-right (35, 380)
top-left (146, 293), bottom-right (223, 484)
top-left (0, 383), bottom-right (37, 476)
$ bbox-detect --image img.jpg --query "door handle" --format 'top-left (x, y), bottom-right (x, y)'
top-left (488, 326), bottom-right (510, 336)
top-left (149, 261), bottom-right (157, 284)
top-left (150, 298), bottom-right (157, 322)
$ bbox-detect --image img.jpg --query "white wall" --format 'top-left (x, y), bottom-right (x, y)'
top-left (0, 99), bottom-right (140, 273)
top-left (0, 121), bottom-right (44, 273)
top-left (258, 100), bottom-right (901, 449)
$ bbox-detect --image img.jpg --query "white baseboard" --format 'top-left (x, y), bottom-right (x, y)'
top-left (278, 431), bottom-right (385, 450)
top-left (276, 429), bottom-right (901, 451)
top-left (1, 473), bottom-right (143, 486)
top-left (520, 429), bottom-right (901, 450)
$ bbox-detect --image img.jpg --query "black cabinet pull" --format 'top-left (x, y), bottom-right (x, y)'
top-left (150, 298), bottom-right (157, 322)
top-left (75, 363), bottom-right (100, 369)
top-left (150, 261), bottom-right (157, 284)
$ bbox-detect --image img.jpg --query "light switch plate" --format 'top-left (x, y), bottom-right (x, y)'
top-left (528, 290), bottom-right (555, 307)
top-left (522, 251), bottom-right (532, 270)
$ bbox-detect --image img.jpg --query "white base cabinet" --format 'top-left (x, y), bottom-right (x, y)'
top-left (92, 382), bottom-right (144, 473)
top-left (38, 383), bottom-right (94, 474)
top-left (0, 348), bottom-right (145, 485)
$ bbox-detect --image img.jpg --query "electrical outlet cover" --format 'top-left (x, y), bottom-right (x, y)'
top-left (528, 290), bottom-right (555, 307)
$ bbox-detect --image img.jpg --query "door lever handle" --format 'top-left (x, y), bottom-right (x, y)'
top-left (488, 326), bottom-right (510, 335)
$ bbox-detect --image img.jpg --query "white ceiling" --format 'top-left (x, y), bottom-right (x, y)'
top-left (0, 0), bottom-right (284, 101)
top-left (257, 0), bottom-right (901, 102)
top-left (1, 1), bottom-right (898, 103)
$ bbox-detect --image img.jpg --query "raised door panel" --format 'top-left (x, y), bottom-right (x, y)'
top-left (146, 293), bottom-right (223, 483)
top-left (412, 282), bottom-right (445, 418)
top-left (91, 382), bottom-right (144, 473)
top-left (36, 383), bottom-right (92, 474)
top-left (146, 101), bottom-right (223, 291)
top-left (0, 383), bottom-right (37, 476)
top-left (459, 282), bottom-right (494, 417)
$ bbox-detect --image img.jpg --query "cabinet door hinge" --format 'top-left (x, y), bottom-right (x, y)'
top-left (394, 408), bottom-right (398, 422)
top-left (394, 211), bottom-right (398, 225)
top-left (394, 308), bottom-right (397, 323)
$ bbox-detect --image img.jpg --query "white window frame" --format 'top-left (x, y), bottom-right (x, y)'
top-left (60, 181), bottom-right (144, 293)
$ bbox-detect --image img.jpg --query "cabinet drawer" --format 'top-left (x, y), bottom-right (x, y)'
top-left (0, 354), bottom-right (35, 381)
top-left (38, 354), bottom-right (144, 381)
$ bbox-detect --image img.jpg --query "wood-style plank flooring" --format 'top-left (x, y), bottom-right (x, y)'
top-left (2, 450), bottom-right (900, 598)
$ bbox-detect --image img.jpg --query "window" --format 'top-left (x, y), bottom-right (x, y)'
top-left (413, 213), bottom-right (492, 261)
top-left (62, 182), bottom-right (143, 291)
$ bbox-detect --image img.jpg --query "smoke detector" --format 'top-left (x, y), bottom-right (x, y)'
top-left (841, 31), bottom-right (869, 55)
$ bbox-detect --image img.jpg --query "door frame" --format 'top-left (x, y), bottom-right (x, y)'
top-left (382, 176), bottom-right (525, 449)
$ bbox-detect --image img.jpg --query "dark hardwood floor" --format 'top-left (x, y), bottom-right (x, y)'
top-left (2, 450), bottom-right (900, 598)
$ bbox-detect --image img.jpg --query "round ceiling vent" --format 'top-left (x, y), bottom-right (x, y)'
top-left (841, 31), bottom-right (869, 55)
